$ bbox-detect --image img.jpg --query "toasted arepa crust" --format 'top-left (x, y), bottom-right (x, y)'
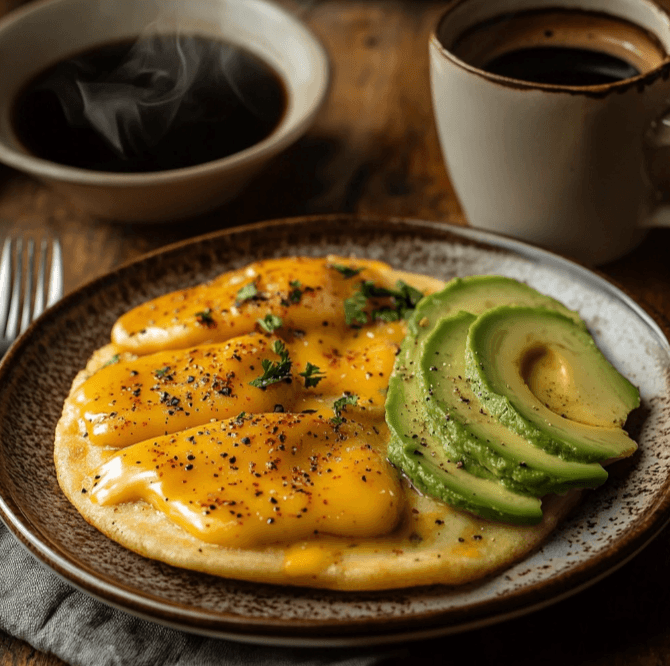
top-left (54, 261), bottom-right (581, 591)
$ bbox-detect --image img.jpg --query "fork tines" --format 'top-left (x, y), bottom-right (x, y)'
top-left (0, 236), bottom-right (63, 342)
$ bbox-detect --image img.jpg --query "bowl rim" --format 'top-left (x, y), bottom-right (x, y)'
top-left (0, 0), bottom-right (331, 186)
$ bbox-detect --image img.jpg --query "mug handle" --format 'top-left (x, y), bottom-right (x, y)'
top-left (643, 113), bottom-right (670, 227)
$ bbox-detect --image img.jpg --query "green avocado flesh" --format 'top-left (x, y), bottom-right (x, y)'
top-left (386, 357), bottom-right (543, 525)
top-left (420, 312), bottom-right (608, 494)
top-left (466, 306), bottom-right (639, 463)
top-left (408, 275), bottom-right (584, 343)
top-left (385, 275), bottom-right (640, 525)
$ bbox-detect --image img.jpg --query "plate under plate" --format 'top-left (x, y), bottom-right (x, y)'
top-left (0, 215), bottom-right (668, 646)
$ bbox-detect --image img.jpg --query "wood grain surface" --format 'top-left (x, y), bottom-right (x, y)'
top-left (0, 1), bottom-right (668, 665)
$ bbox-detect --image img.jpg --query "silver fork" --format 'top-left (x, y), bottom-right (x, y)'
top-left (0, 237), bottom-right (63, 356)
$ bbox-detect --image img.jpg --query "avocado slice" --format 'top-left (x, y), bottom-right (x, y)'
top-left (386, 275), bottom-right (638, 523)
top-left (419, 311), bottom-right (609, 495)
top-left (386, 363), bottom-right (544, 525)
top-left (408, 275), bottom-right (584, 342)
top-left (466, 306), bottom-right (639, 463)
top-left (387, 304), bottom-right (544, 526)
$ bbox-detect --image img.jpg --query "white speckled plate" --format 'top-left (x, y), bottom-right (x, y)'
top-left (0, 215), bottom-right (669, 646)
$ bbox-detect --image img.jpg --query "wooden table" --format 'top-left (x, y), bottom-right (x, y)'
top-left (0, 1), bottom-right (669, 664)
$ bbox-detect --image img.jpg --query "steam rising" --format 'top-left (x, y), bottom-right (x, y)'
top-left (33, 32), bottom-right (282, 163)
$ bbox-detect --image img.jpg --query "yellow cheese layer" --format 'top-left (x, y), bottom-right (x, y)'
top-left (111, 256), bottom-right (398, 354)
top-left (88, 413), bottom-right (403, 548)
top-left (75, 256), bottom-right (420, 549)
top-left (74, 335), bottom-right (292, 448)
top-left (75, 324), bottom-right (404, 448)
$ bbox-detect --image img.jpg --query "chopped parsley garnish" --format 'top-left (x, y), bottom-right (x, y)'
top-left (195, 308), bottom-right (215, 327)
top-left (279, 280), bottom-right (315, 307)
top-left (154, 366), bottom-right (171, 378)
top-left (343, 290), bottom-right (369, 327)
top-left (330, 263), bottom-right (364, 279)
top-left (394, 281), bottom-right (425, 312)
top-left (257, 313), bottom-right (283, 333)
top-left (102, 354), bottom-right (120, 368)
top-left (343, 280), bottom-right (424, 327)
top-left (249, 340), bottom-right (292, 389)
top-left (236, 281), bottom-right (259, 305)
top-left (299, 362), bottom-right (326, 388)
top-left (288, 279), bottom-right (303, 304)
top-left (331, 393), bottom-right (359, 425)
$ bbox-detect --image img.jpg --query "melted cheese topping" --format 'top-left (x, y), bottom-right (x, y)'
top-left (90, 413), bottom-right (402, 548)
top-left (111, 256), bottom-right (397, 354)
top-left (75, 326), bottom-right (404, 449)
top-left (76, 256), bottom-right (417, 550)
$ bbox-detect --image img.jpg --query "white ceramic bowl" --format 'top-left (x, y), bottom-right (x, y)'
top-left (0, 0), bottom-right (329, 222)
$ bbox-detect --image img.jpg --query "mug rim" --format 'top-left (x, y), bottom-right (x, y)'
top-left (0, 0), bottom-right (331, 187)
top-left (430, 0), bottom-right (670, 96)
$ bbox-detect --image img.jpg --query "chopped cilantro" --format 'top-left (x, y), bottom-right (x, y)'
top-left (299, 362), bottom-right (326, 388)
top-left (154, 366), bottom-right (171, 378)
top-left (343, 290), bottom-right (369, 326)
top-left (372, 308), bottom-right (401, 322)
top-left (330, 263), bottom-right (364, 279)
top-left (344, 280), bottom-right (424, 327)
top-left (195, 308), bottom-right (215, 327)
top-left (394, 281), bottom-right (424, 313)
top-left (331, 393), bottom-right (359, 425)
top-left (288, 279), bottom-right (303, 304)
top-left (249, 340), bottom-right (292, 389)
top-left (236, 281), bottom-right (259, 305)
top-left (279, 280), bottom-right (313, 307)
top-left (257, 313), bottom-right (283, 333)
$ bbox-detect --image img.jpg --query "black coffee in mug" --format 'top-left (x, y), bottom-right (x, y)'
top-left (452, 8), bottom-right (668, 86)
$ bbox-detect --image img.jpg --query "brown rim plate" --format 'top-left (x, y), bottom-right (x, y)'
top-left (0, 215), bottom-right (668, 646)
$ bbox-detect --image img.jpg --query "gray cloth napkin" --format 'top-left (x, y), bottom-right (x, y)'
top-left (0, 523), bottom-right (407, 666)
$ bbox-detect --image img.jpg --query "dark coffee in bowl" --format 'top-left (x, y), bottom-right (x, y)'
top-left (11, 34), bottom-right (287, 173)
top-left (451, 8), bottom-right (668, 86)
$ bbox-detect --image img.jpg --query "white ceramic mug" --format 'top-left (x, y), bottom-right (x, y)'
top-left (430, 0), bottom-right (670, 265)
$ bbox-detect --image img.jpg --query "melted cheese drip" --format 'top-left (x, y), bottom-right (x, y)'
top-left (89, 413), bottom-right (403, 548)
top-left (282, 544), bottom-right (339, 578)
top-left (78, 257), bottom-right (419, 551)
